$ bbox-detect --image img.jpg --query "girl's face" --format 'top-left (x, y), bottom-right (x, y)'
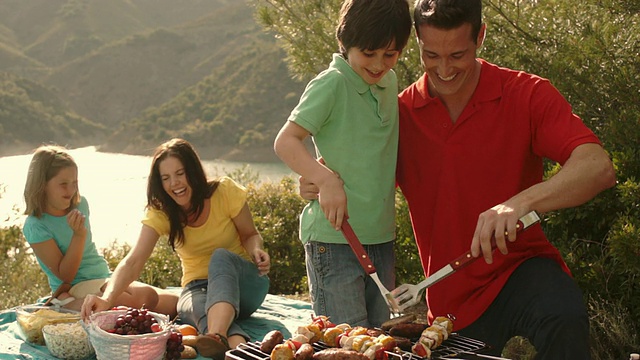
top-left (158, 156), bottom-right (192, 210)
top-left (44, 166), bottom-right (78, 216)
top-left (345, 40), bottom-right (400, 85)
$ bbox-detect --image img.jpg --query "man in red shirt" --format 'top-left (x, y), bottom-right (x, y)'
top-left (396, 0), bottom-right (615, 358)
top-left (301, 0), bottom-right (615, 357)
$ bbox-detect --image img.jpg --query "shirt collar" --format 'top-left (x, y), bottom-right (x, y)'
top-left (331, 53), bottom-right (391, 94)
top-left (413, 59), bottom-right (501, 108)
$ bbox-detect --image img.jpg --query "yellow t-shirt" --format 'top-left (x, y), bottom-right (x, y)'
top-left (142, 177), bottom-right (252, 287)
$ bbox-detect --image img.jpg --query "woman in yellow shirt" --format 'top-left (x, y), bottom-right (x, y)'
top-left (81, 138), bottom-right (271, 360)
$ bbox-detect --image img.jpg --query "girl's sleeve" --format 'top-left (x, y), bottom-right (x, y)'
top-left (23, 217), bottom-right (53, 244)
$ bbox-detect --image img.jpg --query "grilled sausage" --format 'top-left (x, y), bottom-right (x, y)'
top-left (312, 348), bottom-right (369, 360)
top-left (261, 330), bottom-right (285, 353)
top-left (388, 323), bottom-right (427, 339)
top-left (294, 343), bottom-right (314, 360)
top-left (380, 314), bottom-right (416, 331)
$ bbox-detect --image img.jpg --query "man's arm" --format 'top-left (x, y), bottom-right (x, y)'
top-left (471, 143), bottom-right (616, 263)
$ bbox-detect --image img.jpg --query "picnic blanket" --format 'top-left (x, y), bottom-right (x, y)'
top-left (0, 294), bottom-right (314, 360)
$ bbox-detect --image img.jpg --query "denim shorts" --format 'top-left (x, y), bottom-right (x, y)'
top-left (304, 240), bottom-right (395, 328)
top-left (177, 249), bottom-right (270, 341)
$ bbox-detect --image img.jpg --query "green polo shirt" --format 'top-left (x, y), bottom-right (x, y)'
top-left (288, 53), bottom-right (398, 245)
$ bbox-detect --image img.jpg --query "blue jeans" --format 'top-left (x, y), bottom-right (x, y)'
top-left (458, 257), bottom-right (590, 359)
top-left (304, 241), bottom-right (395, 328)
top-left (177, 249), bottom-right (270, 341)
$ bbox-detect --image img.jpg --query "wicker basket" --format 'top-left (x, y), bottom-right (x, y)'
top-left (84, 310), bottom-right (170, 360)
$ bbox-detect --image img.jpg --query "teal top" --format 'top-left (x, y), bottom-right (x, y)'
top-left (288, 53), bottom-right (398, 244)
top-left (23, 196), bottom-right (111, 292)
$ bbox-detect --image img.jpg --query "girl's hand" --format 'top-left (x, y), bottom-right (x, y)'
top-left (252, 248), bottom-right (270, 276)
top-left (67, 209), bottom-right (87, 237)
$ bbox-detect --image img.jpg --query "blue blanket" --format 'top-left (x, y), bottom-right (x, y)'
top-left (0, 294), bottom-right (313, 360)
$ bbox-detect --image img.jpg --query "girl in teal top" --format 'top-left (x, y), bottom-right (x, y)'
top-left (22, 145), bottom-right (177, 316)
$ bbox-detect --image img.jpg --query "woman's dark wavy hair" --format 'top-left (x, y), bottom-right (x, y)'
top-left (146, 138), bottom-right (219, 249)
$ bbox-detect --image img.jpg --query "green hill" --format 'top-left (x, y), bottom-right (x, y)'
top-left (0, 0), bottom-right (305, 161)
top-left (0, 72), bottom-right (105, 154)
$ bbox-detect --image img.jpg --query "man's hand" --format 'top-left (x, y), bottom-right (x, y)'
top-left (470, 205), bottom-right (523, 264)
top-left (299, 175), bottom-right (320, 200)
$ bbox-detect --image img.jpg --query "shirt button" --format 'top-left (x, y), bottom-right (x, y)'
top-left (442, 122), bottom-right (448, 128)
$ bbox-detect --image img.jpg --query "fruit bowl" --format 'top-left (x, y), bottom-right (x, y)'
top-left (15, 305), bottom-right (81, 345)
top-left (42, 322), bottom-right (95, 360)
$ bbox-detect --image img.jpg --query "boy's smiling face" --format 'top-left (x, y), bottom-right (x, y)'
top-left (345, 40), bottom-right (400, 85)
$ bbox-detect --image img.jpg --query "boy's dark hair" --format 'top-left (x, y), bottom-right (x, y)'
top-left (336, 0), bottom-right (412, 56)
top-left (413, 0), bottom-right (483, 42)
top-left (147, 138), bottom-right (219, 250)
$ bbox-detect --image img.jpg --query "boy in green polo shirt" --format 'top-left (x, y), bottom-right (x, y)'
top-left (273, 0), bottom-right (411, 327)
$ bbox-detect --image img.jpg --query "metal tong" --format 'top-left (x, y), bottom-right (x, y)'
top-left (389, 211), bottom-right (541, 313)
top-left (341, 219), bottom-right (399, 316)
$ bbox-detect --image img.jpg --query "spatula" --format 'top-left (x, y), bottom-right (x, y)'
top-left (389, 211), bottom-right (541, 313)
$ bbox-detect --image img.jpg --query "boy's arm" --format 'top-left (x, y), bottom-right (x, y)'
top-left (274, 121), bottom-right (347, 230)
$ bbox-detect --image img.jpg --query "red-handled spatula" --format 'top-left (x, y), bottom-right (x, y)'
top-left (341, 219), bottom-right (399, 316)
top-left (389, 211), bottom-right (541, 313)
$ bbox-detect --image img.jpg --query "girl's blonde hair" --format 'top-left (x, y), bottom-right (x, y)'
top-left (23, 145), bottom-right (80, 218)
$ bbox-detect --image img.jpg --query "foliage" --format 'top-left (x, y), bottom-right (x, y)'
top-left (246, 177), bottom-right (309, 294)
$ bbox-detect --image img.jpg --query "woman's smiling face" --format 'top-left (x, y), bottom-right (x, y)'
top-left (159, 156), bottom-right (192, 209)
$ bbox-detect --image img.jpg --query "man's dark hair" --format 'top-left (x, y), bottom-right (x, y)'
top-left (336, 0), bottom-right (412, 56)
top-left (413, 0), bottom-right (483, 42)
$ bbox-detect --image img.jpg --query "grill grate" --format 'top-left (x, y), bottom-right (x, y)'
top-left (225, 334), bottom-right (487, 360)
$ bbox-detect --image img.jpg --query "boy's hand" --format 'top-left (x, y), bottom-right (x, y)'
top-left (317, 172), bottom-right (347, 230)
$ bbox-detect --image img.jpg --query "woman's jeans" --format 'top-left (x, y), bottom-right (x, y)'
top-left (177, 249), bottom-right (270, 341)
top-left (304, 241), bottom-right (395, 328)
top-left (458, 257), bottom-right (590, 359)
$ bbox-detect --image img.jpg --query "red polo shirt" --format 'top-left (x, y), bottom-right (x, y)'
top-left (397, 59), bottom-right (600, 330)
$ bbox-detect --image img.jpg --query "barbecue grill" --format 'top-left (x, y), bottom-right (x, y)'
top-left (225, 333), bottom-right (488, 360)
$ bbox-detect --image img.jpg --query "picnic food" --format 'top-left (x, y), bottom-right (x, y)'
top-left (410, 316), bottom-right (454, 358)
top-left (180, 345), bottom-right (198, 359)
top-left (312, 348), bottom-right (369, 359)
top-left (42, 322), bottom-right (94, 360)
top-left (110, 306), bottom-right (159, 335)
top-left (16, 305), bottom-right (81, 345)
top-left (261, 329), bottom-right (285, 353)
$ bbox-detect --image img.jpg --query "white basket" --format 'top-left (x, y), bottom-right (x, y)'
top-left (84, 310), bottom-right (170, 360)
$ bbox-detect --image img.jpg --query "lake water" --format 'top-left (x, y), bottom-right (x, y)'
top-left (0, 146), bottom-right (294, 250)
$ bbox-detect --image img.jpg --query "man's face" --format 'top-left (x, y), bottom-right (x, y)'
top-left (417, 23), bottom-right (485, 98)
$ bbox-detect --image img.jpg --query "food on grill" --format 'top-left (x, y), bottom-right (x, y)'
top-left (411, 316), bottom-right (454, 358)
top-left (261, 330), bottom-right (285, 353)
top-left (312, 348), bottom-right (369, 360)
top-left (271, 340), bottom-right (296, 360)
top-left (388, 323), bottom-right (427, 339)
top-left (390, 336), bottom-right (412, 351)
top-left (295, 343), bottom-right (314, 360)
top-left (380, 314), bottom-right (416, 331)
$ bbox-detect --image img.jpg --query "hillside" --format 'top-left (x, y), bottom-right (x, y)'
top-left (0, 0), bottom-right (305, 161)
top-left (0, 72), bottom-right (105, 154)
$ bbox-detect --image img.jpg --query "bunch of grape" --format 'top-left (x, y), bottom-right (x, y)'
top-left (164, 327), bottom-right (184, 360)
top-left (112, 307), bottom-right (158, 335)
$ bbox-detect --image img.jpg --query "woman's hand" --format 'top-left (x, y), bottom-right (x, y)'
top-left (252, 248), bottom-right (270, 276)
top-left (80, 294), bottom-right (110, 320)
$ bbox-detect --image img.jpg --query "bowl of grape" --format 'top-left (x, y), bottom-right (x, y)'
top-left (85, 306), bottom-right (183, 360)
